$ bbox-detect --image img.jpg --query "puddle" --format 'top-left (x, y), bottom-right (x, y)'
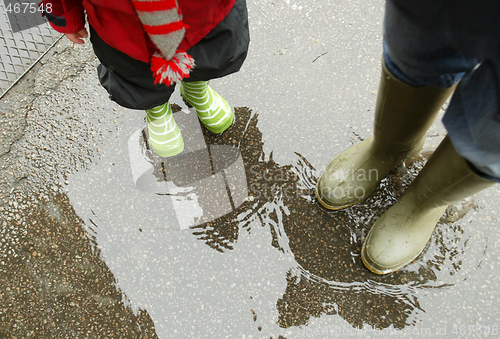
top-left (0, 104), bottom-right (496, 338)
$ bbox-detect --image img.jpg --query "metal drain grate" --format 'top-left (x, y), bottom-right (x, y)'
top-left (0, 0), bottom-right (61, 98)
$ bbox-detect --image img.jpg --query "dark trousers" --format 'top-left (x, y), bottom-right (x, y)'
top-left (90, 0), bottom-right (249, 110)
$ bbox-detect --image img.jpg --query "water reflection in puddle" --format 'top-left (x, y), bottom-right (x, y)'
top-left (155, 107), bottom-right (475, 330)
top-left (128, 108), bottom-right (248, 230)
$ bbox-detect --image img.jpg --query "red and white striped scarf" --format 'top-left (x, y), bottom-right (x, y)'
top-left (132, 0), bottom-right (195, 86)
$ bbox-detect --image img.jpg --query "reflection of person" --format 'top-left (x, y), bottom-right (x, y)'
top-left (41, 0), bottom-right (249, 157)
top-left (188, 108), bottom-right (430, 330)
top-left (316, 0), bottom-right (500, 274)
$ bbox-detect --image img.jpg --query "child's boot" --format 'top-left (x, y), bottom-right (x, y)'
top-left (180, 81), bottom-right (234, 134)
top-left (361, 136), bottom-right (495, 274)
top-left (146, 102), bottom-right (184, 157)
top-left (315, 60), bottom-right (456, 210)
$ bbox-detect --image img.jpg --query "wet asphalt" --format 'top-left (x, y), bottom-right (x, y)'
top-left (1, 0), bottom-right (500, 338)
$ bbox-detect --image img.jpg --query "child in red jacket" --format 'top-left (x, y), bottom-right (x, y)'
top-left (42, 0), bottom-right (249, 157)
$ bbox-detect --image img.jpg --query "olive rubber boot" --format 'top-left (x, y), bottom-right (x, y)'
top-left (315, 60), bottom-right (456, 210)
top-left (146, 102), bottom-right (184, 158)
top-left (361, 136), bottom-right (495, 274)
top-left (180, 81), bottom-right (234, 134)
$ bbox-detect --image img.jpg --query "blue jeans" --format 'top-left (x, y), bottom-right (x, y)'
top-left (383, 0), bottom-right (500, 182)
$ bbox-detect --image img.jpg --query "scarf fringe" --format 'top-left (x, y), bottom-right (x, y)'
top-left (150, 51), bottom-right (195, 86)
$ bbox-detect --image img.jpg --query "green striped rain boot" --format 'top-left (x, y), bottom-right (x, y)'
top-left (180, 81), bottom-right (234, 134)
top-left (146, 102), bottom-right (184, 158)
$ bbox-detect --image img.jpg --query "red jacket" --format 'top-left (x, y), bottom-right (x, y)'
top-left (42, 0), bottom-right (236, 63)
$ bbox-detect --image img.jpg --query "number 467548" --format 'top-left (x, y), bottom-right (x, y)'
top-left (5, 2), bottom-right (53, 14)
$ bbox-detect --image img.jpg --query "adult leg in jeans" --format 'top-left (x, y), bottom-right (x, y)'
top-left (315, 0), bottom-right (498, 273)
top-left (360, 2), bottom-right (499, 274)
